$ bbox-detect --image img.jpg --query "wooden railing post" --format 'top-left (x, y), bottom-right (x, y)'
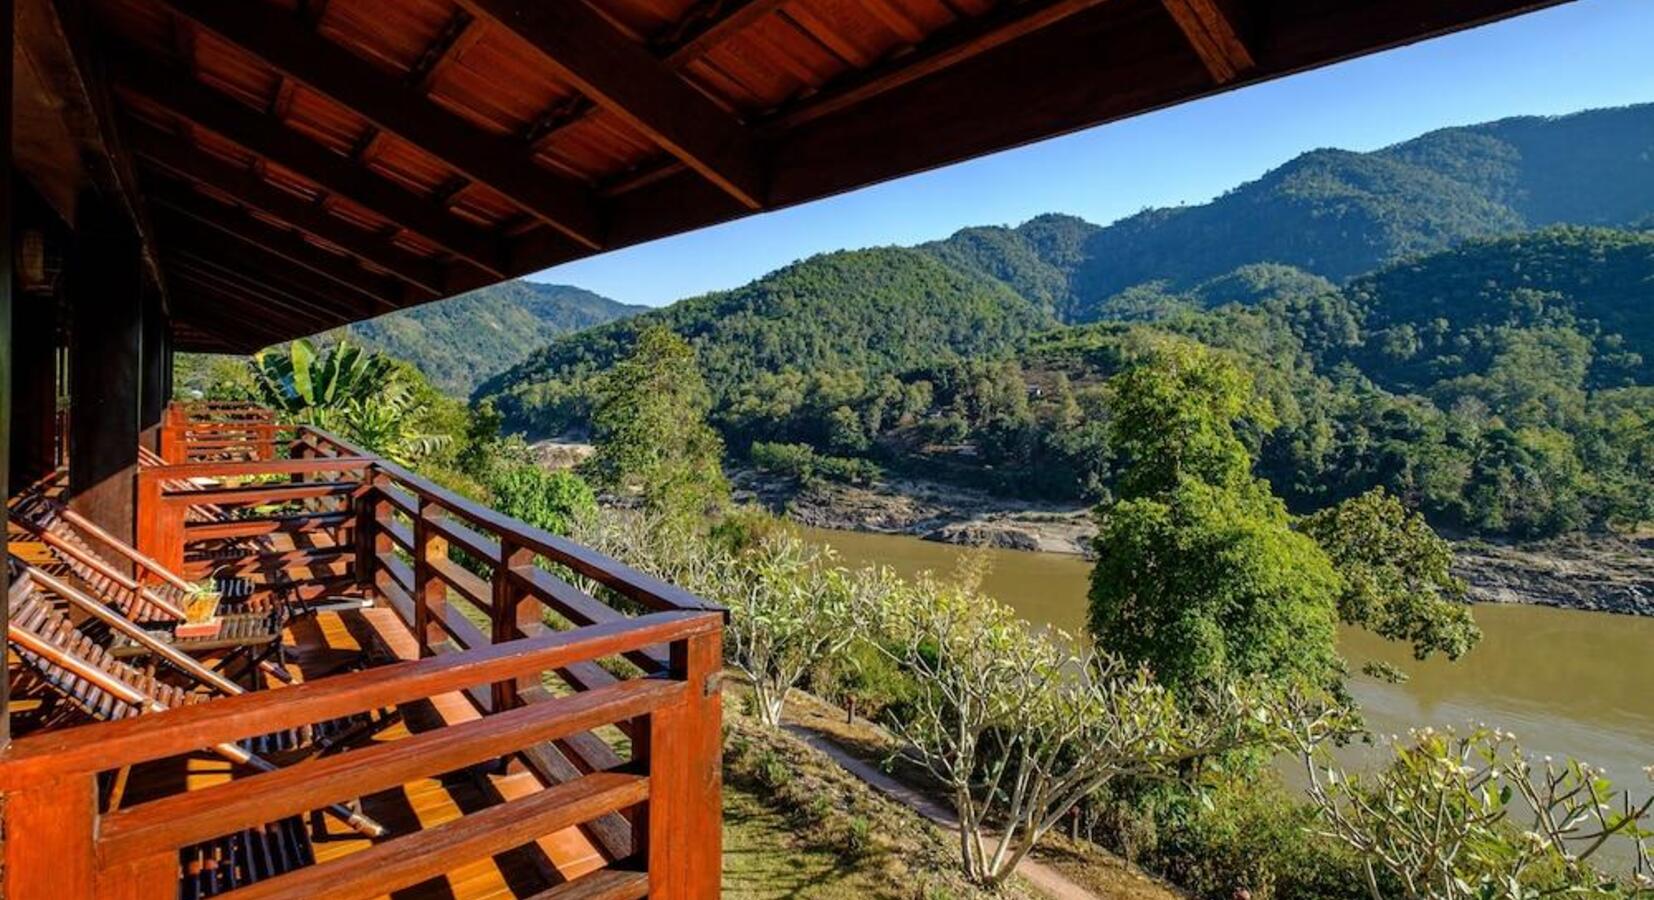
top-left (491, 538), bottom-right (535, 711)
top-left (3, 776), bottom-right (98, 898)
top-left (134, 469), bottom-right (185, 583)
top-left (353, 463), bottom-right (381, 597)
top-left (641, 625), bottom-right (724, 899)
top-left (412, 497), bottom-right (447, 658)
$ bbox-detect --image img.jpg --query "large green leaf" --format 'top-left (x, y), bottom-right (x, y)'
top-left (289, 339), bottom-right (317, 405)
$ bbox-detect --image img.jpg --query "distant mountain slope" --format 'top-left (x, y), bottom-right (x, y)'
top-left (347, 281), bottom-right (645, 395)
top-left (477, 247), bottom-right (1058, 434)
top-left (921, 103), bottom-right (1654, 318)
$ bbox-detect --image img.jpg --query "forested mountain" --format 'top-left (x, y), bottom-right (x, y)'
top-left (346, 281), bottom-right (645, 395)
top-left (477, 103), bottom-right (1654, 538)
top-left (476, 247), bottom-right (1057, 433)
top-left (919, 103), bottom-right (1654, 316)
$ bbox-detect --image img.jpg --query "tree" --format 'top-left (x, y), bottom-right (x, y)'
top-left (583, 327), bottom-right (729, 525)
top-left (486, 465), bottom-right (596, 536)
top-left (1090, 340), bottom-right (1343, 694)
top-left (248, 338), bottom-right (450, 464)
top-left (877, 561), bottom-right (1290, 887)
top-left (1303, 487), bottom-right (1481, 663)
top-left (715, 534), bottom-right (891, 727)
top-left (1288, 719), bottom-right (1654, 899)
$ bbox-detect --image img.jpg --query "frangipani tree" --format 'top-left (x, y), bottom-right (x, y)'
top-left (876, 562), bottom-right (1296, 886)
top-left (714, 535), bottom-right (895, 727)
top-left (1288, 720), bottom-right (1654, 899)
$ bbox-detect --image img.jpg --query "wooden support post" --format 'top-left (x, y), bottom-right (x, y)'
top-left (134, 469), bottom-right (185, 581)
top-left (9, 294), bottom-right (57, 490)
top-left (491, 538), bottom-right (535, 711)
top-left (412, 496), bottom-right (448, 657)
top-left (138, 284), bottom-right (167, 452)
top-left (641, 627), bottom-right (723, 899)
top-left (68, 196), bottom-right (145, 554)
top-left (3, 776), bottom-right (98, 899)
top-left (1, 0), bottom-right (15, 750)
top-left (353, 463), bottom-right (381, 598)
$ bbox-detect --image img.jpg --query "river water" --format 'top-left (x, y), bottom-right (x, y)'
top-left (803, 527), bottom-right (1654, 805)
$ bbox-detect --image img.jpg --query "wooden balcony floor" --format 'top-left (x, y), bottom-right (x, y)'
top-left (43, 597), bottom-right (611, 900)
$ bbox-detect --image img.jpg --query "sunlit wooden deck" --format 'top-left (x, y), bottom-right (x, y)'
top-left (2, 408), bottom-right (725, 899)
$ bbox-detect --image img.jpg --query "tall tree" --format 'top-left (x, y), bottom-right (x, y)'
top-left (1089, 340), bottom-right (1343, 694)
top-left (583, 326), bottom-right (729, 524)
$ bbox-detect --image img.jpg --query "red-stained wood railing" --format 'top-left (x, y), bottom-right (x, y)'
top-left (6, 401), bottom-right (727, 897)
top-left (0, 609), bottom-right (724, 899)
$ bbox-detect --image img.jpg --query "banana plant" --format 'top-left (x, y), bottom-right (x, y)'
top-left (247, 338), bottom-right (448, 463)
top-left (249, 338), bottom-right (394, 416)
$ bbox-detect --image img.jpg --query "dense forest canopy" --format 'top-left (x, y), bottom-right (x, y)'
top-left (232, 101), bottom-right (1651, 542)
top-left (342, 281), bottom-right (643, 395)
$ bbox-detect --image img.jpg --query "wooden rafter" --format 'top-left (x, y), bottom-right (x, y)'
top-left (527, 0), bottom-right (787, 162)
top-left (657, 0), bottom-right (791, 65)
top-left (168, 243), bottom-right (385, 324)
top-left (451, 0), bottom-right (766, 209)
top-left (765, 0), bottom-right (1119, 132)
top-left (1160, 0), bottom-right (1255, 83)
top-left (406, 10), bottom-right (481, 92)
top-left (151, 189), bottom-right (404, 312)
top-left (107, 49), bottom-right (510, 276)
top-left (150, 0), bottom-right (605, 250)
top-left (128, 123), bottom-right (448, 297)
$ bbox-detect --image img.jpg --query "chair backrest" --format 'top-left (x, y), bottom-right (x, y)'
top-left (6, 566), bottom-right (185, 722)
top-left (9, 495), bottom-right (189, 623)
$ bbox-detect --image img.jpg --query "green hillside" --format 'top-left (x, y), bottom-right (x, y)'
top-left (476, 103), bottom-right (1654, 538)
top-left (346, 281), bottom-right (645, 395)
top-left (919, 103), bottom-right (1654, 317)
top-left (477, 246), bottom-right (1057, 435)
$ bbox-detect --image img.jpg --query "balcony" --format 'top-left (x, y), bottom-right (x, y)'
top-left (2, 402), bottom-right (725, 899)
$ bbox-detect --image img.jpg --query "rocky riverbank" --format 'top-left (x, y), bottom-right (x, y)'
top-left (733, 470), bottom-right (1097, 555)
top-left (735, 470), bottom-right (1654, 617)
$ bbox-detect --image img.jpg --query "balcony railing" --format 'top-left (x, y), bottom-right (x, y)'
top-left (2, 401), bottom-right (726, 899)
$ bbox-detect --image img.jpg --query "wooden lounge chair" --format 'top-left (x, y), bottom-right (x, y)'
top-left (10, 492), bottom-right (305, 625)
top-left (5, 560), bottom-right (389, 842)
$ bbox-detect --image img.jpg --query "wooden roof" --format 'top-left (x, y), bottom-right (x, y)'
top-left (44, 0), bottom-right (1570, 351)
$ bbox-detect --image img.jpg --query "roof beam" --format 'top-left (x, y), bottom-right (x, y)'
top-left (167, 244), bottom-right (383, 325)
top-left (150, 0), bottom-right (605, 249)
top-left (151, 188), bottom-right (405, 312)
top-left (407, 10), bottom-right (482, 92)
top-left (1160, 0), bottom-right (1255, 83)
top-left (168, 262), bottom-right (336, 333)
top-left (658, 0), bottom-right (791, 66)
top-left (451, 0), bottom-right (766, 209)
top-left (106, 49), bottom-right (509, 277)
top-left (763, 0), bottom-right (1119, 133)
top-left (127, 124), bottom-right (449, 297)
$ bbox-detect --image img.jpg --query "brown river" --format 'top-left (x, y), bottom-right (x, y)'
top-left (803, 527), bottom-right (1654, 811)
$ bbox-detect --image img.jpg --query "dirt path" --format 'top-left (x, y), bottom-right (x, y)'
top-left (783, 725), bottom-right (1101, 900)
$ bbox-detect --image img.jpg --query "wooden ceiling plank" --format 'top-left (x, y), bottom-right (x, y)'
top-left (150, 0), bottom-right (605, 249)
top-left (764, 0), bottom-right (1116, 133)
top-left (1160, 0), bottom-right (1254, 83)
top-left (662, 0), bottom-right (793, 66)
top-left (107, 49), bottom-right (511, 276)
top-left (170, 243), bottom-right (383, 324)
top-left (451, 0), bottom-right (767, 209)
top-left (169, 263), bottom-right (336, 333)
top-left (152, 187), bottom-right (404, 312)
top-left (168, 280), bottom-right (310, 346)
top-left (128, 124), bottom-right (448, 296)
top-left (407, 10), bottom-right (481, 93)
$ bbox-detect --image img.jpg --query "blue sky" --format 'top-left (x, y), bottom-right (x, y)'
top-left (531, 0), bottom-right (1654, 308)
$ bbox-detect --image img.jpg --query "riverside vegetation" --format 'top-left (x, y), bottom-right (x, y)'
top-left (474, 102), bottom-right (1654, 545)
top-left (192, 331), bottom-right (1654, 898)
